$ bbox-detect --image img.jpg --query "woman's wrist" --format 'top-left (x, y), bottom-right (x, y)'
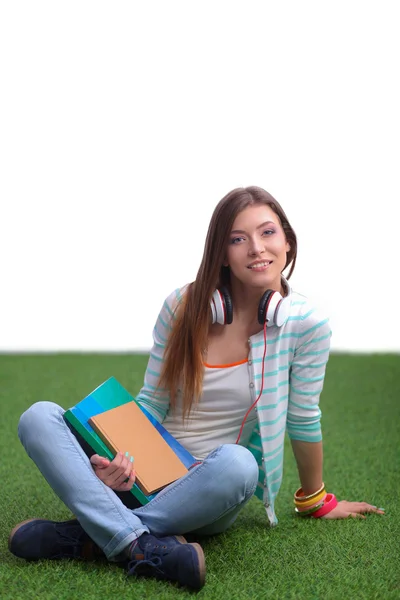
top-left (293, 484), bottom-right (338, 518)
top-left (294, 484), bottom-right (326, 510)
top-left (294, 482), bottom-right (325, 502)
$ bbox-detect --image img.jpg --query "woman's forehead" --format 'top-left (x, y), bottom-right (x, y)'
top-left (232, 204), bottom-right (279, 228)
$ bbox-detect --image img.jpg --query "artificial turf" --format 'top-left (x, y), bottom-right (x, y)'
top-left (0, 353), bottom-right (399, 599)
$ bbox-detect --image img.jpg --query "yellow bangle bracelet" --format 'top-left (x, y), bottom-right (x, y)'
top-left (294, 489), bottom-right (326, 509)
top-left (295, 492), bottom-right (327, 512)
top-left (294, 483), bottom-right (325, 503)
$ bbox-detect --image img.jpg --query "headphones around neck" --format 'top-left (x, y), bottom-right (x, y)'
top-left (210, 286), bottom-right (291, 327)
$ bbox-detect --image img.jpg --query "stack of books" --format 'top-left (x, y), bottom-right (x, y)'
top-left (64, 377), bottom-right (195, 505)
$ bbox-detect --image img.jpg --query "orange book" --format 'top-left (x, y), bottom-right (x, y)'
top-left (89, 402), bottom-right (189, 496)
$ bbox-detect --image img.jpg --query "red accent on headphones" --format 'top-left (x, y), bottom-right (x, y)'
top-left (236, 321), bottom-right (268, 445)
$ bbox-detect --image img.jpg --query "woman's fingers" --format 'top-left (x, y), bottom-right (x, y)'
top-left (98, 451), bottom-right (135, 489)
top-left (322, 500), bottom-right (386, 519)
top-left (344, 501), bottom-right (385, 514)
top-left (90, 454), bottom-right (110, 468)
top-left (359, 503), bottom-right (385, 514)
top-left (104, 452), bottom-right (126, 476)
top-left (114, 468), bottom-right (137, 492)
top-left (110, 459), bottom-right (134, 488)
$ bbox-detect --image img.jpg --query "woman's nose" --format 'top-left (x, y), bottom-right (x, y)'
top-left (248, 239), bottom-right (265, 255)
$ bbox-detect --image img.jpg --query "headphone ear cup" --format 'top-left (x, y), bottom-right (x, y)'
top-left (258, 290), bottom-right (275, 325)
top-left (258, 290), bottom-right (290, 327)
top-left (210, 287), bottom-right (233, 324)
top-left (219, 286), bottom-right (233, 324)
top-left (274, 295), bottom-right (291, 327)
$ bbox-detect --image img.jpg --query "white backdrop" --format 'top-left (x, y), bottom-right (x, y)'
top-left (1, 1), bottom-right (399, 352)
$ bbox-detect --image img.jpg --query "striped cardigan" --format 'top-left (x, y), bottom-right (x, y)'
top-left (136, 280), bottom-right (332, 526)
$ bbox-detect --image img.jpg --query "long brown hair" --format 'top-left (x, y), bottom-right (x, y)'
top-left (159, 186), bottom-right (297, 418)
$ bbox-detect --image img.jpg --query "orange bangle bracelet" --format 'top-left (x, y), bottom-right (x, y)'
top-left (294, 483), bottom-right (325, 503)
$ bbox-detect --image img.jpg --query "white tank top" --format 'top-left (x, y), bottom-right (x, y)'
top-left (162, 359), bottom-right (258, 460)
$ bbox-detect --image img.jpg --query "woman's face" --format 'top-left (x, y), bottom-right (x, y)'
top-left (225, 204), bottom-right (290, 292)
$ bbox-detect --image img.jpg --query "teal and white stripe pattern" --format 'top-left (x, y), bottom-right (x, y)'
top-left (136, 283), bottom-right (331, 527)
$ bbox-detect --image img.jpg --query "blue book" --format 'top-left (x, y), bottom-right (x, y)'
top-left (64, 377), bottom-right (195, 505)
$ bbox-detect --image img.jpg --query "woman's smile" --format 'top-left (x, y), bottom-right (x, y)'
top-left (247, 260), bottom-right (273, 271)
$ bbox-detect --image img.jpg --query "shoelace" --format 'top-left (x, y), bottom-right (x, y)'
top-left (126, 540), bottom-right (170, 577)
top-left (127, 555), bottom-right (163, 576)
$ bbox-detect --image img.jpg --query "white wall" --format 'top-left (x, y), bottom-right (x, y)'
top-left (1, 1), bottom-right (399, 352)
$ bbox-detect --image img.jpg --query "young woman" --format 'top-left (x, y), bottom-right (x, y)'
top-left (9, 186), bottom-right (383, 591)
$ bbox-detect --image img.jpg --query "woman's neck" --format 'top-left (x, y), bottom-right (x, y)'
top-left (229, 278), bottom-right (287, 325)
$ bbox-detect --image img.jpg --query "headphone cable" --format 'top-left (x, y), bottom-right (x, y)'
top-left (236, 320), bottom-right (267, 445)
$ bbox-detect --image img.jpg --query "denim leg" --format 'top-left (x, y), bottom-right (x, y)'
top-left (131, 444), bottom-right (259, 538)
top-left (18, 401), bottom-right (148, 559)
top-left (189, 495), bottom-right (253, 536)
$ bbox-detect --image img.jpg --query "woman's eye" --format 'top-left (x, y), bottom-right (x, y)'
top-left (262, 229), bottom-right (275, 236)
top-left (230, 236), bottom-right (244, 244)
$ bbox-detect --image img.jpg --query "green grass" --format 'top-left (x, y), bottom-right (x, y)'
top-left (0, 353), bottom-right (399, 600)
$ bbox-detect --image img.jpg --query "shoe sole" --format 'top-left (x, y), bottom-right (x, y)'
top-left (169, 535), bottom-right (206, 587)
top-left (174, 535), bottom-right (187, 544)
top-left (170, 535), bottom-right (206, 587)
top-left (187, 542), bottom-right (206, 589)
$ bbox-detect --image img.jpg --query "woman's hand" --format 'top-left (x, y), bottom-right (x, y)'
top-left (90, 451), bottom-right (136, 492)
top-left (322, 500), bottom-right (385, 519)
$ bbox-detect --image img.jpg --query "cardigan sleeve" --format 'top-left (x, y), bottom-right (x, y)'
top-left (286, 304), bottom-right (332, 442)
top-left (135, 287), bottom-right (185, 423)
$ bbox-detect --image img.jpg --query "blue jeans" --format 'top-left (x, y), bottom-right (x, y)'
top-left (18, 401), bottom-right (259, 560)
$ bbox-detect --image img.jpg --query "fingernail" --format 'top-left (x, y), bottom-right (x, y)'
top-left (130, 456), bottom-right (134, 463)
top-left (378, 508), bottom-right (385, 511)
top-left (125, 451), bottom-right (129, 457)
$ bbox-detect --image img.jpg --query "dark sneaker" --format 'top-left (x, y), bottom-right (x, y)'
top-left (8, 518), bottom-right (104, 561)
top-left (127, 533), bottom-right (206, 590)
